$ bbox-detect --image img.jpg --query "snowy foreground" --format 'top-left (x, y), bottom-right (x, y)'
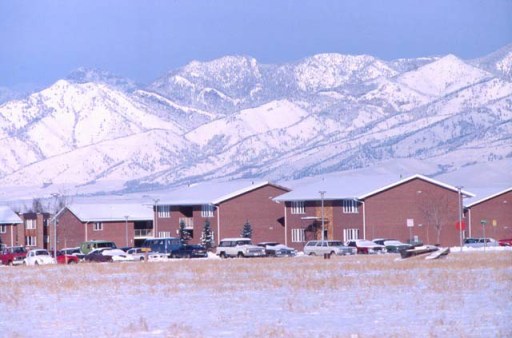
top-left (1, 250), bottom-right (511, 337)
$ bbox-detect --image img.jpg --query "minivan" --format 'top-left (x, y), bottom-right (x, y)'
top-left (141, 237), bottom-right (182, 257)
top-left (80, 240), bottom-right (117, 255)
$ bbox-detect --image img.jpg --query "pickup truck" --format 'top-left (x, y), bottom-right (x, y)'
top-left (0, 246), bottom-right (28, 266)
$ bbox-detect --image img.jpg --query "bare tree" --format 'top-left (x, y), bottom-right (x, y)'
top-left (419, 193), bottom-right (452, 245)
top-left (30, 198), bottom-right (44, 213)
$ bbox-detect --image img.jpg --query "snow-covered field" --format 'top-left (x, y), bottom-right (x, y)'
top-left (1, 250), bottom-right (511, 337)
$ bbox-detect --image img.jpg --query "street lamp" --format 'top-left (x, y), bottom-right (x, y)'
top-left (319, 191), bottom-right (326, 241)
top-left (51, 193), bottom-right (60, 259)
top-left (124, 215), bottom-right (129, 247)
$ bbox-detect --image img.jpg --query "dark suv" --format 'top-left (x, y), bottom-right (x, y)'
top-left (142, 237), bottom-right (205, 258)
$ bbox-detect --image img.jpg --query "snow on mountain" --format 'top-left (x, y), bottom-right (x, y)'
top-left (293, 54), bottom-right (398, 92)
top-left (0, 80), bottom-right (184, 177)
top-left (471, 44), bottom-right (512, 81)
top-left (185, 100), bottom-right (310, 147)
top-left (358, 77), bottom-right (431, 112)
top-left (0, 129), bottom-right (194, 187)
top-left (66, 67), bottom-right (140, 92)
top-left (0, 45), bottom-right (511, 196)
top-left (148, 55), bottom-right (265, 114)
top-left (397, 55), bottom-right (492, 97)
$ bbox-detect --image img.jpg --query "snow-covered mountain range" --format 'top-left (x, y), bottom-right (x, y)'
top-left (0, 44), bottom-right (511, 197)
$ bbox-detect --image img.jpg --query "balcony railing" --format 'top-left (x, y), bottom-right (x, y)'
top-left (179, 217), bottom-right (194, 229)
top-left (134, 229), bottom-right (153, 238)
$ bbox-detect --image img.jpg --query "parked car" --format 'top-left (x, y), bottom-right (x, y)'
top-left (346, 240), bottom-right (387, 254)
top-left (303, 240), bottom-right (357, 256)
top-left (83, 248), bottom-right (114, 263)
top-left (0, 246), bottom-right (27, 266)
top-left (55, 251), bottom-right (80, 264)
top-left (142, 237), bottom-right (182, 257)
top-left (463, 238), bottom-right (498, 248)
top-left (80, 240), bottom-right (117, 255)
top-left (24, 249), bottom-right (56, 266)
top-left (498, 238), bottom-right (512, 247)
top-left (101, 248), bottom-right (133, 262)
top-left (373, 239), bottom-right (412, 253)
top-left (216, 238), bottom-right (266, 258)
top-left (257, 242), bottom-right (297, 257)
top-left (126, 247), bottom-right (168, 261)
top-left (170, 244), bottom-right (208, 258)
top-left (60, 247), bottom-right (85, 260)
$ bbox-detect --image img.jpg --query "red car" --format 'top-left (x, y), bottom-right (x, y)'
top-left (0, 246), bottom-right (27, 266)
top-left (498, 238), bottom-right (512, 247)
top-left (56, 251), bottom-right (80, 264)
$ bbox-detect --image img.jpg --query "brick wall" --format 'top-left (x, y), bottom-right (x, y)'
top-left (364, 178), bottom-right (462, 246)
top-left (467, 190), bottom-right (512, 240)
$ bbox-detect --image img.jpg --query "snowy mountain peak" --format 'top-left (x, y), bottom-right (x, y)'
top-left (66, 67), bottom-right (139, 92)
top-left (471, 44), bottom-right (512, 80)
top-left (397, 54), bottom-right (492, 97)
top-left (294, 53), bottom-right (398, 92)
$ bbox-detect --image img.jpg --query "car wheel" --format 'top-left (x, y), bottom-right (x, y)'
top-left (170, 254), bottom-right (176, 258)
top-left (68, 260), bottom-right (77, 264)
top-left (219, 252), bottom-right (226, 259)
top-left (237, 252), bottom-right (244, 258)
top-left (309, 252), bottom-right (316, 256)
top-left (35, 261), bottom-right (39, 265)
top-left (330, 251), bottom-right (336, 257)
top-left (8, 260), bottom-right (13, 266)
top-left (140, 257), bottom-right (145, 261)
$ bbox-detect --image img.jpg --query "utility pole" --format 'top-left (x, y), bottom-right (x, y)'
top-left (319, 191), bottom-right (326, 241)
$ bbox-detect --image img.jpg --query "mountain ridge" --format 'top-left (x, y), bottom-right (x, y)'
top-left (0, 46), bottom-right (511, 198)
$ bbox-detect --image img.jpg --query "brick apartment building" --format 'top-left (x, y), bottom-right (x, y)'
top-left (0, 206), bottom-right (23, 247)
top-left (54, 203), bottom-right (154, 249)
top-left (465, 187), bottom-right (512, 240)
top-left (152, 180), bottom-right (290, 245)
top-left (275, 174), bottom-right (474, 250)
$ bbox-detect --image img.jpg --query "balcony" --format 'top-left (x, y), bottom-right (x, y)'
top-left (134, 229), bottom-right (153, 238)
top-left (179, 217), bottom-right (194, 229)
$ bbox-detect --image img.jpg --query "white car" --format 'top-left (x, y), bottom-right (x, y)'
top-left (127, 247), bottom-right (168, 262)
top-left (216, 238), bottom-right (266, 258)
top-left (101, 248), bottom-right (133, 262)
top-left (24, 249), bottom-right (56, 266)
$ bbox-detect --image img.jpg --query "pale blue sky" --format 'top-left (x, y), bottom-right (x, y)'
top-left (0, 0), bottom-right (511, 89)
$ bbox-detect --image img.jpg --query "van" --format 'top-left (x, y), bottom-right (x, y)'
top-left (141, 237), bottom-right (181, 257)
top-left (80, 240), bottom-right (117, 255)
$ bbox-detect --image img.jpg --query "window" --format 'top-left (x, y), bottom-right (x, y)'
top-left (25, 219), bottom-right (36, 230)
top-left (26, 236), bottom-right (37, 246)
top-left (291, 228), bottom-right (305, 243)
top-left (342, 200), bottom-right (359, 214)
top-left (0, 225), bottom-right (6, 233)
top-left (290, 201), bottom-right (305, 214)
top-left (158, 231), bottom-right (171, 238)
top-left (44, 236), bottom-right (50, 244)
top-left (93, 222), bottom-right (103, 231)
top-left (157, 205), bottom-right (171, 218)
top-left (343, 228), bottom-right (359, 242)
top-left (201, 204), bottom-right (214, 218)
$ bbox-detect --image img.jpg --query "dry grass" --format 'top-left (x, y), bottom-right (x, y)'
top-left (1, 251), bottom-right (511, 337)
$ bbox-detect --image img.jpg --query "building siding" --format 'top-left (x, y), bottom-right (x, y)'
top-left (363, 178), bottom-right (462, 246)
top-left (467, 190), bottom-right (512, 240)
